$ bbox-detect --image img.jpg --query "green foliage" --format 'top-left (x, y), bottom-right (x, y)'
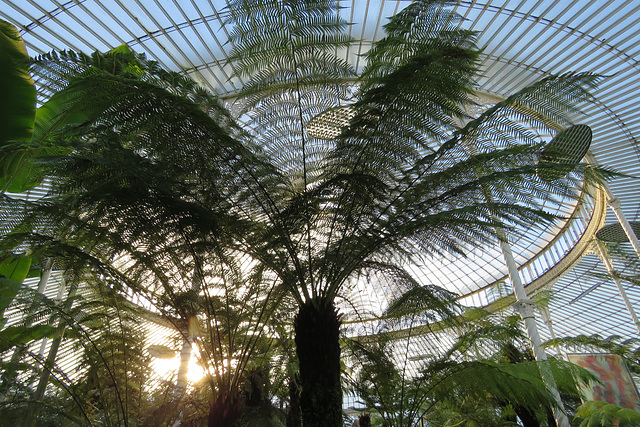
top-left (344, 281), bottom-right (459, 427)
top-left (0, 19), bottom-right (36, 144)
top-left (0, 20), bottom-right (38, 193)
top-left (0, 0), bottom-right (615, 424)
top-left (347, 308), bottom-right (596, 427)
top-left (0, 277), bottom-right (23, 325)
top-left (346, 338), bottom-right (406, 425)
top-left (69, 309), bottom-right (153, 426)
top-left (0, 38), bottom-right (178, 195)
top-left (0, 278), bottom-right (56, 365)
top-left (384, 283), bottom-right (460, 321)
top-left (574, 401), bottom-right (640, 427)
top-left (355, 0), bottom-right (480, 151)
top-left (0, 263), bottom-right (57, 358)
top-left (0, 254), bottom-right (32, 283)
top-left (0, 276), bottom-right (160, 426)
top-left (0, 323), bottom-right (56, 353)
top-left (0, 20), bottom-right (45, 193)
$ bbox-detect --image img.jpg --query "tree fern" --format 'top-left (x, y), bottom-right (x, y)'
top-left (1, 0), bottom-right (617, 425)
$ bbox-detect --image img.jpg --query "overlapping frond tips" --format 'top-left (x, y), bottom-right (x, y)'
top-left (384, 282), bottom-right (460, 322)
top-left (459, 72), bottom-right (603, 148)
top-left (361, 0), bottom-right (477, 85)
top-left (225, 0), bottom-right (354, 90)
top-left (330, 0), bottom-right (481, 186)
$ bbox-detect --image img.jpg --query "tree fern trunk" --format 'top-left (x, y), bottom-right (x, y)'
top-left (207, 392), bottom-right (243, 427)
top-left (294, 297), bottom-right (343, 427)
top-left (286, 375), bottom-right (301, 427)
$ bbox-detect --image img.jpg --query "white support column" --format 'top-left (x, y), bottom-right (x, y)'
top-left (603, 184), bottom-right (640, 260)
top-left (35, 260), bottom-right (52, 294)
top-left (37, 275), bottom-right (67, 358)
top-left (498, 234), bottom-right (571, 427)
top-left (595, 241), bottom-right (640, 334)
top-left (538, 306), bottom-right (564, 358)
top-left (539, 306), bottom-right (557, 341)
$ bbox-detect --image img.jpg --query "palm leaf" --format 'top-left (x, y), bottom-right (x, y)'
top-left (0, 19), bottom-right (35, 144)
top-left (0, 19), bottom-right (38, 193)
top-left (225, 0), bottom-right (355, 185)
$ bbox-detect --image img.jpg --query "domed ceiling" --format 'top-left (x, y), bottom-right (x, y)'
top-left (2, 0), bottom-right (640, 349)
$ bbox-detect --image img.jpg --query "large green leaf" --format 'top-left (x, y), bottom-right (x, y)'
top-left (0, 324), bottom-right (56, 353)
top-left (0, 19), bottom-right (37, 193)
top-left (1, 71), bottom-right (89, 193)
top-left (0, 19), bottom-right (35, 144)
top-left (5, 73), bottom-right (96, 193)
top-left (14, 44), bottom-right (149, 192)
top-left (32, 90), bottom-right (91, 142)
top-left (0, 256), bottom-right (31, 327)
top-left (0, 255), bottom-right (32, 284)
top-left (0, 146), bottom-right (43, 193)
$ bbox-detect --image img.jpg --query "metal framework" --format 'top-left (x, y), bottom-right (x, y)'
top-left (2, 0), bottom-right (640, 390)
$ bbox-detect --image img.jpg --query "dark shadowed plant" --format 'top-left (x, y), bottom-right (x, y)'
top-left (0, 267), bottom-right (158, 427)
top-left (223, 0), bottom-right (611, 424)
top-left (1, 46), bottom-right (293, 425)
top-left (343, 283), bottom-right (453, 427)
top-left (1, 1), bottom-right (615, 426)
top-left (346, 303), bottom-right (596, 427)
top-left (66, 280), bottom-right (154, 426)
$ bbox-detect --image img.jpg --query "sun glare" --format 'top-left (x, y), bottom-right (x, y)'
top-left (151, 346), bottom-right (207, 384)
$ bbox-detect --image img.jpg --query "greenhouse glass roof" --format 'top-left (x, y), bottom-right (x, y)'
top-left (2, 0), bottom-right (640, 409)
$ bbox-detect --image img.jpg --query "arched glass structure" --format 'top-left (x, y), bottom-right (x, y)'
top-left (1, 0), bottom-right (640, 424)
